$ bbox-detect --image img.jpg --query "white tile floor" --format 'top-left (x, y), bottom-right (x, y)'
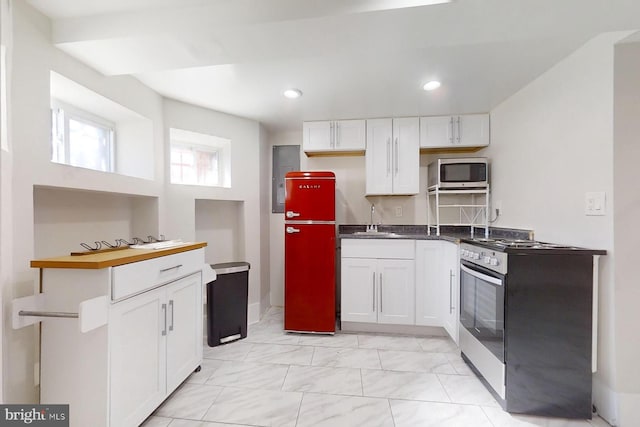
top-left (142, 307), bottom-right (611, 427)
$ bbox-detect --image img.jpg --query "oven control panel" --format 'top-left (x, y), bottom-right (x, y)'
top-left (460, 243), bottom-right (508, 275)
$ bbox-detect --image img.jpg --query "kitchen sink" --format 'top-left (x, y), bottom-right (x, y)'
top-left (351, 231), bottom-right (401, 237)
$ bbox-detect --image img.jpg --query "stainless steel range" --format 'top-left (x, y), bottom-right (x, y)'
top-left (458, 237), bottom-right (605, 419)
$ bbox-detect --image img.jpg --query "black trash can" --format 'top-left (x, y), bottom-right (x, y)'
top-left (207, 262), bottom-right (250, 347)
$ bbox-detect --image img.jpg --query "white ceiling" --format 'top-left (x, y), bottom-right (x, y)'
top-left (26, 0), bottom-right (640, 132)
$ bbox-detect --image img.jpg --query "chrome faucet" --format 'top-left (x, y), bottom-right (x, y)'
top-left (368, 203), bottom-right (377, 232)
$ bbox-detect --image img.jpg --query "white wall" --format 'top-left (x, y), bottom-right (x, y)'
top-left (162, 99), bottom-right (264, 323)
top-left (612, 39), bottom-right (640, 427)
top-left (195, 199), bottom-right (244, 265)
top-left (0, 0), bottom-right (14, 403)
top-left (258, 124), bottom-right (271, 317)
top-left (487, 31), bottom-right (633, 426)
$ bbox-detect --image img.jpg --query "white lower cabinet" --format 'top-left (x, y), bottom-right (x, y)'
top-left (109, 285), bottom-right (166, 427)
top-left (109, 272), bottom-right (202, 427)
top-left (377, 259), bottom-right (415, 324)
top-left (341, 258), bottom-right (378, 323)
top-left (39, 248), bottom-right (205, 427)
top-left (341, 238), bottom-right (459, 342)
top-left (341, 239), bottom-right (415, 325)
top-left (415, 240), bottom-right (459, 343)
top-left (441, 242), bottom-right (460, 343)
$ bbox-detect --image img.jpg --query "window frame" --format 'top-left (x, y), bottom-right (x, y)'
top-left (50, 99), bottom-right (116, 173)
top-left (169, 128), bottom-right (231, 188)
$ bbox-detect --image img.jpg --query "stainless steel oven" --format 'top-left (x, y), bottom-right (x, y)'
top-left (458, 242), bottom-right (507, 400)
top-left (460, 262), bottom-right (504, 362)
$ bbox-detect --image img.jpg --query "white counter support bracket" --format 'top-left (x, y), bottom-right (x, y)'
top-left (12, 294), bottom-right (108, 333)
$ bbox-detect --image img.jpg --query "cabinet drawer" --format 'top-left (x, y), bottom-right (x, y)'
top-left (342, 239), bottom-right (415, 259)
top-left (111, 249), bottom-right (204, 301)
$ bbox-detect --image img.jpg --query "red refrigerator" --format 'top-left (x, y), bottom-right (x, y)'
top-left (284, 171), bottom-right (336, 333)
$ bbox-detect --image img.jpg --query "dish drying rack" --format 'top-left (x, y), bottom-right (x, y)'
top-left (427, 185), bottom-right (490, 238)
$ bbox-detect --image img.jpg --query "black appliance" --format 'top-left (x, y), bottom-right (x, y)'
top-left (459, 238), bottom-right (605, 419)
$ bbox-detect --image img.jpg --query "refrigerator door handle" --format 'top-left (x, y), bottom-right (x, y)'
top-left (286, 227), bottom-right (300, 234)
top-left (286, 211), bottom-right (301, 219)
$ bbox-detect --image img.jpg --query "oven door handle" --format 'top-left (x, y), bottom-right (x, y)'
top-left (460, 264), bottom-right (503, 286)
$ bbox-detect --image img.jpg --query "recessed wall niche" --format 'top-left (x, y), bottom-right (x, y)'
top-left (50, 71), bottom-right (155, 180)
top-left (33, 186), bottom-right (159, 258)
top-left (195, 199), bottom-right (245, 265)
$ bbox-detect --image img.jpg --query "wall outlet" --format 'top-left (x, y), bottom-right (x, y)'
top-left (394, 206), bottom-right (403, 217)
top-left (585, 192), bottom-right (606, 216)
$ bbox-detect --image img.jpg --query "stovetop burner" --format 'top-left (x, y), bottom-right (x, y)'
top-left (465, 237), bottom-right (581, 251)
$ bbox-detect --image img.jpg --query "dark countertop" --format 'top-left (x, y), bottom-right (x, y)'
top-left (338, 225), bottom-right (533, 243)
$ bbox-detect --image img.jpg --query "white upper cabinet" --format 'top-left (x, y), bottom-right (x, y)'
top-left (303, 120), bottom-right (366, 154)
top-left (366, 117), bottom-right (419, 195)
top-left (420, 114), bottom-right (490, 149)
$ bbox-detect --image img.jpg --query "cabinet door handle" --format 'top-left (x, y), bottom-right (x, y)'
top-left (169, 299), bottom-right (174, 332)
top-left (449, 117), bottom-right (454, 144)
top-left (161, 303), bottom-right (167, 336)
top-left (394, 137), bottom-right (399, 175)
top-left (330, 122), bottom-right (334, 148)
top-left (386, 138), bottom-right (391, 175)
top-left (379, 273), bottom-right (383, 313)
top-left (449, 270), bottom-right (455, 314)
top-left (286, 226), bottom-right (300, 234)
top-left (336, 122), bottom-right (340, 148)
top-left (160, 264), bottom-right (182, 273)
top-left (372, 272), bottom-right (376, 312)
top-left (456, 117), bottom-right (461, 144)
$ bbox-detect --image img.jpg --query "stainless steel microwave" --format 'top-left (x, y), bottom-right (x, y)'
top-left (428, 157), bottom-right (489, 189)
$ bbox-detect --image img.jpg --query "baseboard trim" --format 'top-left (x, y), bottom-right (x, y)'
top-left (340, 321), bottom-right (447, 337)
top-left (593, 376), bottom-right (619, 426)
top-left (248, 302), bottom-right (261, 325)
top-left (260, 293), bottom-right (270, 320)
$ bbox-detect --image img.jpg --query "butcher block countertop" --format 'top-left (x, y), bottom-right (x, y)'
top-left (31, 242), bottom-right (207, 269)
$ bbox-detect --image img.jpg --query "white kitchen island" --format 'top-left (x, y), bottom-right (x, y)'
top-left (29, 242), bottom-right (207, 427)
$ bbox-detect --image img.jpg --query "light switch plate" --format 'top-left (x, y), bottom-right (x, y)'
top-left (585, 192), bottom-right (606, 216)
top-left (395, 206), bottom-right (403, 217)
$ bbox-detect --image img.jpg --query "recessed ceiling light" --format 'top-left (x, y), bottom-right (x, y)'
top-left (283, 89), bottom-right (303, 99)
top-left (423, 81), bottom-right (441, 91)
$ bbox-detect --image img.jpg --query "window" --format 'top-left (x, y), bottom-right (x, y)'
top-left (170, 128), bottom-right (231, 188)
top-left (51, 101), bottom-right (115, 172)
